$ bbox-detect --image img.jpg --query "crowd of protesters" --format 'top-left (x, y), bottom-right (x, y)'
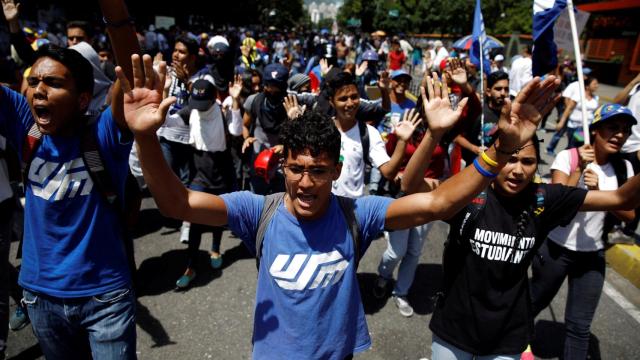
top-left (1, 0), bottom-right (640, 359)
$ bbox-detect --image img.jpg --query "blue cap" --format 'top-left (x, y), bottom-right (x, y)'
top-left (263, 63), bottom-right (289, 88)
top-left (590, 103), bottom-right (637, 130)
top-left (390, 69), bottom-right (411, 81)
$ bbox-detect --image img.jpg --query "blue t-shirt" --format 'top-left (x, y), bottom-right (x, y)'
top-left (0, 86), bottom-right (132, 297)
top-left (221, 191), bottom-right (393, 360)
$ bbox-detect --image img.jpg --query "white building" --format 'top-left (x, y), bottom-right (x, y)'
top-left (305, 0), bottom-right (343, 24)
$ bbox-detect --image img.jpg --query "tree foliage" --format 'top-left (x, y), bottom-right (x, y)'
top-left (338, 0), bottom-right (533, 35)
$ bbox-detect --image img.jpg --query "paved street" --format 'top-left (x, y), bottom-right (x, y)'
top-left (5, 88), bottom-right (640, 359)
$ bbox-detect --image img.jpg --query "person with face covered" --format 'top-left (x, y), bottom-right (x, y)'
top-left (457, 70), bottom-right (509, 165)
top-left (529, 104), bottom-right (637, 360)
top-left (241, 63), bottom-right (290, 195)
top-left (207, 40), bottom-right (234, 100)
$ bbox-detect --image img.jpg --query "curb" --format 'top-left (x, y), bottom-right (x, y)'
top-left (606, 244), bottom-right (640, 288)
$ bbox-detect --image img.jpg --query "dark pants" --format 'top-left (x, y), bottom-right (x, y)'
top-left (530, 240), bottom-right (605, 360)
top-left (621, 151), bottom-right (640, 235)
top-left (187, 223), bottom-right (223, 269)
top-left (159, 137), bottom-right (193, 185)
top-left (0, 198), bottom-right (13, 358)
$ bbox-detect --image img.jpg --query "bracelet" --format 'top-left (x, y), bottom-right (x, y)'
top-left (493, 142), bottom-right (518, 156)
top-left (102, 16), bottom-right (135, 28)
top-left (480, 151), bottom-right (498, 168)
top-left (473, 158), bottom-right (498, 178)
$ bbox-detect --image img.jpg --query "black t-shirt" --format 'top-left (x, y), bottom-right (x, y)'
top-left (430, 183), bottom-right (587, 355)
top-left (461, 102), bottom-right (501, 165)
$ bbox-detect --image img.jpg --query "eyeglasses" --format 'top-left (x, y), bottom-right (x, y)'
top-left (282, 164), bottom-right (334, 183)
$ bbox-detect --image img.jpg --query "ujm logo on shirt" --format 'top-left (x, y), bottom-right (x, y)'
top-left (28, 157), bottom-right (93, 201)
top-left (269, 250), bottom-right (350, 291)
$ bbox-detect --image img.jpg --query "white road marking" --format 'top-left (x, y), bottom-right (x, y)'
top-left (603, 281), bottom-right (640, 325)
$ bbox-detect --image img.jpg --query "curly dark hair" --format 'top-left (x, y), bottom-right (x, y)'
top-left (279, 110), bottom-right (341, 164)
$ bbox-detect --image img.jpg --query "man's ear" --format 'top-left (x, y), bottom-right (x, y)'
top-left (333, 162), bottom-right (342, 180)
top-left (78, 92), bottom-right (91, 113)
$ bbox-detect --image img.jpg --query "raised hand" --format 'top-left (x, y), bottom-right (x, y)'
top-left (394, 108), bottom-right (422, 142)
top-left (173, 61), bottom-right (190, 84)
top-left (116, 54), bottom-right (175, 136)
top-left (378, 70), bottom-right (390, 91)
top-left (447, 58), bottom-right (468, 86)
top-left (228, 74), bottom-right (243, 100)
top-left (320, 58), bottom-right (333, 77)
top-left (421, 72), bottom-right (468, 133)
top-left (497, 76), bottom-right (560, 152)
top-left (283, 94), bottom-right (306, 120)
top-left (356, 61), bottom-right (368, 77)
top-left (1, 0), bottom-right (19, 22)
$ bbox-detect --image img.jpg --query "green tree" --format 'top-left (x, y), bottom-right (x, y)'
top-left (259, 0), bottom-right (305, 30)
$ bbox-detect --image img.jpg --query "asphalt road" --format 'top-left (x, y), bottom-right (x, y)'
top-left (5, 119), bottom-right (640, 359)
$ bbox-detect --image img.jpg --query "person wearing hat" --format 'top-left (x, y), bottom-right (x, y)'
top-left (171, 78), bottom-right (244, 288)
top-left (287, 73), bottom-right (311, 94)
top-left (491, 54), bottom-right (508, 74)
top-left (242, 63), bottom-right (290, 195)
top-left (530, 103), bottom-right (637, 360)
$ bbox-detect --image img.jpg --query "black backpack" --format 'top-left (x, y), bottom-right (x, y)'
top-left (602, 154), bottom-right (629, 241)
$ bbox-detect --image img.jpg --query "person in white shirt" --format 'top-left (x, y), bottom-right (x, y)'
top-left (531, 104), bottom-right (637, 360)
top-left (432, 40), bottom-right (449, 72)
top-left (491, 54), bottom-right (508, 73)
top-left (327, 72), bottom-right (420, 198)
top-left (508, 45), bottom-right (532, 98)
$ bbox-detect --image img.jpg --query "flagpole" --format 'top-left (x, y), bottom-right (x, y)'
top-left (479, 38), bottom-right (485, 149)
top-left (567, 0), bottom-right (590, 145)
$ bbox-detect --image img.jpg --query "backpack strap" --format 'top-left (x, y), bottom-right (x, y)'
top-left (255, 192), bottom-right (286, 270)
top-left (21, 123), bottom-right (42, 185)
top-left (80, 127), bottom-right (118, 206)
top-left (336, 195), bottom-right (362, 268)
top-left (602, 155), bottom-right (629, 241)
top-left (357, 120), bottom-right (371, 167)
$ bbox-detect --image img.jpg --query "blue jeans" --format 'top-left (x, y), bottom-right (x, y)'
top-left (23, 287), bottom-right (137, 360)
top-left (378, 222), bottom-right (433, 296)
top-left (530, 240), bottom-right (605, 360)
top-left (432, 335), bottom-right (520, 360)
top-left (159, 137), bottom-right (193, 185)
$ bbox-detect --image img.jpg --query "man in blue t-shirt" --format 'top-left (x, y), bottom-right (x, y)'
top-left (0, 13), bottom-right (141, 359)
top-left (123, 60), bottom-right (560, 359)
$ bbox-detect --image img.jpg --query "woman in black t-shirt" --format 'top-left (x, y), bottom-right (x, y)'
top-left (403, 102), bottom-right (640, 359)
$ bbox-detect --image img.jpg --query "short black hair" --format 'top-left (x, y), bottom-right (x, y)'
top-left (326, 71), bottom-right (356, 99)
top-left (280, 111), bottom-right (341, 164)
top-left (487, 71), bottom-right (509, 89)
top-left (175, 35), bottom-right (199, 56)
top-left (66, 20), bottom-right (92, 38)
top-left (35, 44), bottom-right (94, 96)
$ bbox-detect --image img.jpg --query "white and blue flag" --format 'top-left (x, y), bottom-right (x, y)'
top-left (470, 0), bottom-right (491, 75)
top-left (532, 0), bottom-right (568, 77)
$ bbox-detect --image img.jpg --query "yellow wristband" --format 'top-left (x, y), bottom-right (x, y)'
top-left (480, 151), bottom-right (498, 168)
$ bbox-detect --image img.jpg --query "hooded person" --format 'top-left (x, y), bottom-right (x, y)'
top-left (208, 41), bottom-right (234, 96)
top-left (70, 41), bottom-right (113, 118)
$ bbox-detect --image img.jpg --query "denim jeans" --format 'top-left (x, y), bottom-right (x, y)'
top-left (23, 287), bottom-right (137, 360)
top-left (432, 335), bottom-right (520, 360)
top-left (0, 198), bottom-right (13, 358)
top-left (378, 222), bottom-right (433, 296)
top-left (159, 137), bottom-right (193, 185)
top-left (530, 240), bottom-right (605, 360)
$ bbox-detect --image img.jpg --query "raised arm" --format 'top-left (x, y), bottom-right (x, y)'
top-left (385, 75), bottom-right (560, 230)
top-left (117, 54), bottom-right (228, 226)
top-left (378, 108), bottom-right (421, 180)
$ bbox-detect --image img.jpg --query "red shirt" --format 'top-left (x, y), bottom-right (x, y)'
top-left (385, 132), bottom-right (447, 179)
top-left (388, 50), bottom-right (406, 71)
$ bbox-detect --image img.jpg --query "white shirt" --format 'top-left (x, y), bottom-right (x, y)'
top-left (562, 82), bottom-right (599, 129)
top-left (0, 135), bottom-right (12, 203)
top-left (508, 56), bottom-right (532, 97)
top-left (547, 149), bottom-right (634, 251)
top-left (433, 47), bottom-right (449, 71)
top-left (164, 104), bottom-right (242, 152)
top-left (622, 83), bottom-right (640, 153)
top-left (332, 123), bottom-right (390, 198)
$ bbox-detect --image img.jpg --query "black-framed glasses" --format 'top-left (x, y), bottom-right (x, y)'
top-left (282, 164), bottom-right (334, 183)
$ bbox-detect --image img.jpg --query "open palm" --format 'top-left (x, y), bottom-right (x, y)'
top-left (421, 72), bottom-right (468, 132)
top-left (498, 76), bottom-right (560, 150)
top-left (117, 54), bottom-right (175, 135)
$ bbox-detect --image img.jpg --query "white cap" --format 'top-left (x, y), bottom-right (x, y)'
top-left (494, 54), bottom-right (504, 62)
top-left (206, 35), bottom-right (229, 52)
top-left (434, 40), bottom-right (443, 47)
